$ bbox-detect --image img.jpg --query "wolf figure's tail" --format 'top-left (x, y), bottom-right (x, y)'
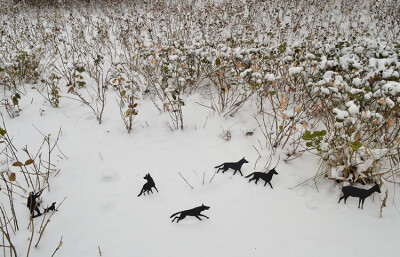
top-left (245, 172), bottom-right (255, 178)
top-left (137, 188), bottom-right (144, 197)
top-left (214, 163), bottom-right (224, 168)
top-left (170, 211), bottom-right (182, 218)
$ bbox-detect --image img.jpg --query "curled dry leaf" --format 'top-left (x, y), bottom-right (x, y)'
top-left (280, 97), bottom-right (287, 110)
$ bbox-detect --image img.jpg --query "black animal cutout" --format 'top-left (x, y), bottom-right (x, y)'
top-left (170, 204), bottom-right (210, 223)
top-left (338, 182), bottom-right (381, 209)
top-left (245, 168), bottom-right (279, 188)
top-left (215, 157), bottom-right (248, 176)
top-left (27, 190), bottom-right (43, 218)
top-left (44, 202), bottom-right (57, 213)
top-left (137, 173), bottom-right (159, 197)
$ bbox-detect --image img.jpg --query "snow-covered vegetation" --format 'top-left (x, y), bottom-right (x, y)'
top-left (1, 0), bottom-right (400, 256)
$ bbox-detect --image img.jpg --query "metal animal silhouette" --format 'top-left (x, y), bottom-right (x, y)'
top-left (137, 173), bottom-right (159, 197)
top-left (338, 182), bottom-right (381, 209)
top-left (215, 157), bottom-right (248, 176)
top-left (170, 204), bottom-right (210, 223)
top-left (27, 190), bottom-right (43, 218)
top-left (245, 168), bottom-right (278, 188)
top-left (44, 202), bottom-right (57, 213)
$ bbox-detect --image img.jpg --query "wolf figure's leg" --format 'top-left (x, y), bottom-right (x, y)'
top-left (199, 214), bottom-right (209, 219)
top-left (176, 214), bottom-right (186, 223)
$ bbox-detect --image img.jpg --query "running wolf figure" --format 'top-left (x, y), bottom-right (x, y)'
top-left (170, 204), bottom-right (210, 223)
top-left (215, 157), bottom-right (248, 176)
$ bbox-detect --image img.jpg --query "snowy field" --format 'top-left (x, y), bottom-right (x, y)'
top-left (2, 90), bottom-right (399, 257)
top-left (1, 0), bottom-right (400, 256)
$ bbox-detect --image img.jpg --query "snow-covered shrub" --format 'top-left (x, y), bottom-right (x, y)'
top-left (38, 73), bottom-right (61, 108)
top-left (136, 42), bottom-right (187, 130)
top-left (205, 44), bottom-right (258, 116)
top-left (303, 38), bottom-right (400, 184)
top-left (112, 72), bottom-right (139, 134)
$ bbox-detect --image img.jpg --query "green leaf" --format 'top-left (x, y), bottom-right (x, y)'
top-left (77, 81), bottom-right (86, 87)
top-left (320, 130), bottom-right (327, 136)
top-left (215, 58), bottom-right (221, 66)
top-left (8, 172), bottom-right (16, 181)
top-left (12, 96), bottom-right (19, 106)
top-left (76, 66), bottom-right (85, 73)
top-left (270, 91), bottom-right (276, 96)
top-left (306, 142), bottom-right (313, 147)
top-left (164, 66), bottom-right (169, 73)
top-left (125, 109), bottom-right (133, 117)
top-left (0, 128), bottom-right (6, 136)
top-left (350, 141), bottom-right (362, 151)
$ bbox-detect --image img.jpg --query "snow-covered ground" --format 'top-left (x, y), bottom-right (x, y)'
top-left (4, 90), bottom-right (400, 257)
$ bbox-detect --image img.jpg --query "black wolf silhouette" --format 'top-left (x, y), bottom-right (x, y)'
top-left (245, 168), bottom-right (279, 188)
top-left (44, 202), bottom-right (57, 213)
top-left (338, 182), bottom-right (381, 209)
top-left (137, 173), bottom-right (159, 197)
top-left (170, 204), bottom-right (210, 223)
top-left (215, 157), bottom-right (248, 176)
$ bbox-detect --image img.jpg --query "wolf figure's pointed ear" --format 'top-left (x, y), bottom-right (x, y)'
top-left (202, 203), bottom-right (204, 206)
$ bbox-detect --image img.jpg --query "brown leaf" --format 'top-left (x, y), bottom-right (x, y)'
top-left (280, 111), bottom-right (288, 119)
top-left (280, 97), bottom-right (287, 110)
top-left (12, 161), bottom-right (23, 167)
top-left (295, 105), bottom-right (302, 112)
top-left (378, 98), bottom-right (386, 104)
top-left (280, 75), bottom-right (285, 82)
top-left (388, 119), bottom-right (394, 128)
top-left (25, 159), bottom-right (34, 165)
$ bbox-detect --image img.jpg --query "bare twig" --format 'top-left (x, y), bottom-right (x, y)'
top-left (50, 236), bottom-right (63, 257)
top-left (179, 172), bottom-right (193, 189)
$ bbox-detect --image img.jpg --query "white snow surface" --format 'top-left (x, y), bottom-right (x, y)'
top-left (2, 90), bottom-right (400, 257)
